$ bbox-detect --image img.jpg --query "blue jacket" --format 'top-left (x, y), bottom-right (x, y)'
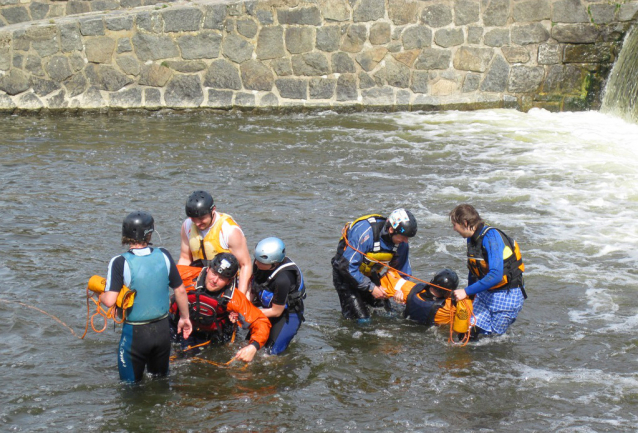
top-left (465, 227), bottom-right (505, 296)
top-left (341, 219), bottom-right (412, 292)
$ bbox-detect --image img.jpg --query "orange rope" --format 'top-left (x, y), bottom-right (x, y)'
top-left (341, 224), bottom-right (453, 293)
top-left (85, 288), bottom-right (124, 336)
top-left (0, 297), bottom-right (84, 339)
top-left (177, 327), bottom-right (237, 355)
top-left (190, 356), bottom-right (241, 368)
top-left (447, 299), bottom-right (476, 347)
top-left (341, 223), bottom-right (478, 344)
top-left (1, 287), bottom-right (126, 341)
top-left (169, 327), bottom-right (240, 368)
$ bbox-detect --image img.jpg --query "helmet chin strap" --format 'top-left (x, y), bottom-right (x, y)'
top-left (380, 226), bottom-right (393, 245)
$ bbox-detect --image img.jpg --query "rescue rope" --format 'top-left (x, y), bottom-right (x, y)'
top-left (447, 298), bottom-right (475, 347)
top-left (84, 287), bottom-right (130, 337)
top-left (0, 297), bottom-right (85, 339)
top-left (169, 327), bottom-right (240, 368)
top-left (190, 356), bottom-right (246, 369)
top-left (341, 224), bottom-right (476, 344)
top-left (1, 294), bottom-right (246, 366)
top-left (340, 224), bottom-right (452, 293)
top-left (0, 288), bottom-right (129, 341)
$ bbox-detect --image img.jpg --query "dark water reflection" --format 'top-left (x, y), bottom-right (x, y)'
top-left (1, 110), bottom-right (638, 431)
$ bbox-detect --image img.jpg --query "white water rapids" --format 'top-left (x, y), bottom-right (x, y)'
top-left (0, 108), bottom-right (637, 431)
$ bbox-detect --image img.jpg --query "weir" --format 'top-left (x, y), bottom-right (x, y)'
top-left (601, 23), bottom-right (638, 124)
top-left (0, 0), bottom-right (637, 112)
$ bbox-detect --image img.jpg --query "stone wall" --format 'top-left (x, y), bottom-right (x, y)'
top-left (0, 0), bottom-right (637, 112)
top-left (0, 0), bottom-right (174, 25)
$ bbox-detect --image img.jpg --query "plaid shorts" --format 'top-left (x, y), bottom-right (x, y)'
top-left (471, 287), bottom-right (525, 335)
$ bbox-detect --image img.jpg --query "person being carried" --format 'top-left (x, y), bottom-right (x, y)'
top-left (177, 190), bottom-right (252, 295)
top-left (331, 208), bottom-right (417, 322)
top-left (387, 268), bottom-right (471, 331)
top-left (251, 237), bottom-right (306, 355)
top-left (169, 252), bottom-right (271, 362)
top-left (449, 204), bottom-right (526, 337)
top-left (100, 211), bottom-right (192, 383)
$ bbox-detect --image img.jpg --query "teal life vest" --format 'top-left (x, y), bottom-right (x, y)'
top-left (123, 248), bottom-right (170, 323)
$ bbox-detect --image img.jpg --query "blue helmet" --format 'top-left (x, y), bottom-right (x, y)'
top-left (254, 237), bottom-right (286, 264)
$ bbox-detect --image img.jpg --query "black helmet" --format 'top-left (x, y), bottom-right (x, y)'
top-left (209, 253), bottom-right (239, 279)
top-left (122, 211), bottom-right (154, 242)
top-left (430, 268), bottom-right (459, 292)
top-left (387, 208), bottom-right (417, 238)
top-left (185, 190), bottom-right (214, 218)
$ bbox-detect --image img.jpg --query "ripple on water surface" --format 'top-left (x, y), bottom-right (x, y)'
top-left (1, 109), bottom-right (638, 431)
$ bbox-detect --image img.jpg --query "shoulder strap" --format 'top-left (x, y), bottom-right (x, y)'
top-left (267, 261), bottom-right (297, 282)
top-left (341, 214), bottom-right (384, 241)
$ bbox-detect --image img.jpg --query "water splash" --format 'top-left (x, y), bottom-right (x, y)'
top-left (601, 24), bottom-right (638, 124)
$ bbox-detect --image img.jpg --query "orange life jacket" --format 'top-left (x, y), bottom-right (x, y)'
top-left (467, 225), bottom-right (525, 292)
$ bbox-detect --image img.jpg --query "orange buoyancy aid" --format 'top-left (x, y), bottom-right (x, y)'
top-left (467, 225), bottom-right (525, 292)
top-left (188, 212), bottom-right (239, 262)
top-left (379, 269), bottom-right (415, 299)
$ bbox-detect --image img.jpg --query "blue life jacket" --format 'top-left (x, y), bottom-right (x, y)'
top-left (254, 257), bottom-right (305, 312)
top-left (403, 283), bottom-right (446, 327)
top-left (123, 248), bottom-right (170, 323)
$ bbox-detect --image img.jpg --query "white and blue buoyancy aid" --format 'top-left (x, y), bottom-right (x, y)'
top-left (255, 257), bottom-right (305, 311)
top-left (122, 248), bottom-right (170, 323)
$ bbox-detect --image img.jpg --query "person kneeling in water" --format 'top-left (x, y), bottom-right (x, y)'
top-left (251, 237), bottom-right (306, 355)
top-left (169, 252), bottom-right (271, 362)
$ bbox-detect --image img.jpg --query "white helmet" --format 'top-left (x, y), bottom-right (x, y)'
top-left (387, 208), bottom-right (418, 237)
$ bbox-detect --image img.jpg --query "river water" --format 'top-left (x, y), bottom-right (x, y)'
top-left (1, 108), bottom-right (638, 432)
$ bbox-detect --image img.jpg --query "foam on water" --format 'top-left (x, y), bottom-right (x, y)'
top-left (383, 109), bottom-right (638, 330)
top-left (2, 109), bottom-right (638, 430)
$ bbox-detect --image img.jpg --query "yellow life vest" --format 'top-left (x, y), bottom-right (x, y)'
top-left (339, 214), bottom-right (396, 277)
top-left (188, 212), bottom-right (239, 261)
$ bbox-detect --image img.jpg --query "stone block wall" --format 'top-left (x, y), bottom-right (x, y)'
top-left (0, 0), bottom-right (174, 26)
top-left (0, 0), bottom-right (637, 112)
